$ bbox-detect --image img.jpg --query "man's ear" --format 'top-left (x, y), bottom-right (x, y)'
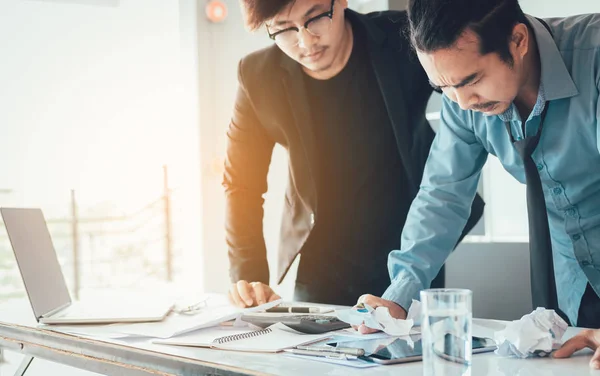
top-left (510, 22), bottom-right (530, 60)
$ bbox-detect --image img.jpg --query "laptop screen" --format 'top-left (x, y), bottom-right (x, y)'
top-left (1, 208), bottom-right (71, 319)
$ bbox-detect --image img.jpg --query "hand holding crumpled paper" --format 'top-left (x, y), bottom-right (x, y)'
top-left (494, 307), bottom-right (569, 358)
top-left (335, 299), bottom-right (422, 336)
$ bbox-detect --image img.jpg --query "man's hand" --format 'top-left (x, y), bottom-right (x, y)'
top-left (352, 294), bottom-right (407, 334)
top-left (554, 329), bottom-right (600, 369)
top-left (228, 280), bottom-right (281, 308)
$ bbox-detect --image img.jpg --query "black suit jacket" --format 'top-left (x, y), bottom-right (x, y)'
top-left (223, 9), bottom-right (485, 285)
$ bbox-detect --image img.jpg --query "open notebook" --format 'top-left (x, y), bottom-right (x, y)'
top-left (154, 323), bottom-right (330, 353)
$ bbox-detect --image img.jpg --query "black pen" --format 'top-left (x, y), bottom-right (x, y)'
top-left (265, 306), bottom-right (322, 313)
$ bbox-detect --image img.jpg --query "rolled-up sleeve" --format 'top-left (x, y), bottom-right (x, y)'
top-left (382, 97), bottom-right (488, 310)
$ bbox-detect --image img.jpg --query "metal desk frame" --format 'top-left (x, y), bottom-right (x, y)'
top-left (0, 321), bottom-right (263, 376)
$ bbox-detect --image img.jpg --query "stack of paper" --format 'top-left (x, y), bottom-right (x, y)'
top-left (44, 299), bottom-right (281, 339)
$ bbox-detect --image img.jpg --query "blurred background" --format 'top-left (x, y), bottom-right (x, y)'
top-left (0, 0), bottom-right (598, 320)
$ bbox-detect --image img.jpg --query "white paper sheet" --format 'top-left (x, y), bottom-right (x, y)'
top-left (45, 299), bottom-right (282, 339)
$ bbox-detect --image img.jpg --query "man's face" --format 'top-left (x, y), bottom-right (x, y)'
top-left (268, 0), bottom-right (348, 73)
top-left (417, 28), bottom-right (526, 116)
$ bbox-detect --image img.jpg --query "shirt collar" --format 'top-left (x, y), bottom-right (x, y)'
top-left (499, 83), bottom-right (547, 122)
top-left (526, 15), bottom-right (579, 101)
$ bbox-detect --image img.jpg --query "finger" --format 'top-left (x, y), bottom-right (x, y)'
top-left (358, 324), bottom-right (379, 334)
top-left (252, 283), bottom-right (267, 305)
top-left (591, 347), bottom-right (600, 370)
top-left (237, 280), bottom-right (255, 306)
top-left (229, 284), bottom-right (246, 308)
top-left (554, 335), bottom-right (589, 358)
top-left (268, 293), bottom-right (281, 302)
top-left (357, 294), bottom-right (378, 308)
top-left (362, 295), bottom-right (384, 309)
top-left (356, 294), bottom-right (369, 305)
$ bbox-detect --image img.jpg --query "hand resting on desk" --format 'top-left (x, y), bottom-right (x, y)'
top-left (351, 294), bottom-right (407, 334)
top-left (554, 329), bottom-right (600, 370)
top-left (228, 280), bottom-right (281, 307)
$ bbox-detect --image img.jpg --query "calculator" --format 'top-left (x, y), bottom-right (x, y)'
top-left (240, 313), bottom-right (350, 334)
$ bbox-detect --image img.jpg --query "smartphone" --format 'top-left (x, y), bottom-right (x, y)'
top-left (327, 335), bottom-right (497, 365)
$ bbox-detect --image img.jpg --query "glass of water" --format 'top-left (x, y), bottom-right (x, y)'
top-left (420, 289), bottom-right (473, 376)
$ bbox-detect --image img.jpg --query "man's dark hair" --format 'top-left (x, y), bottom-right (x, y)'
top-left (241, 0), bottom-right (296, 31)
top-left (407, 0), bottom-right (529, 65)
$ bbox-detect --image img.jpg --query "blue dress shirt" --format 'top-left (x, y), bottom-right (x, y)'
top-left (382, 14), bottom-right (600, 326)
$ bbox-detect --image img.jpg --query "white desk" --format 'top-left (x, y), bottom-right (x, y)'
top-left (0, 300), bottom-right (597, 376)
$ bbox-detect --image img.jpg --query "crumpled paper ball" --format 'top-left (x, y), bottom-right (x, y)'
top-left (494, 307), bottom-right (568, 358)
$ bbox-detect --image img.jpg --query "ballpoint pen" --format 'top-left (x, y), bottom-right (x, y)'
top-left (295, 345), bottom-right (365, 357)
top-left (283, 348), bottom-right (358, 360)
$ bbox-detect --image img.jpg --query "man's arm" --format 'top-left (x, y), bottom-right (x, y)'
top-left (381, 96), bottom-right (489, 311)
top-left (407, 63), bottom-right (485, 242)
top-left (223, 59), bottom-right (275, 285)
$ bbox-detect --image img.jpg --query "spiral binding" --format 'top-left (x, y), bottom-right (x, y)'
top-left (213, 328), bottom-right (273, 344)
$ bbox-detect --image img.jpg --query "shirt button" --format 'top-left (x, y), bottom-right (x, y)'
top-left (565, 208), bottom-right (576, 217)
top-left (552, 187), bottom-right (563, 195)
top-left (536, 163), bottom-right (544, 171)
top-left (572, 234), bottom-right (581, 241)
top-left (581, 260), bottom-right (591, 266)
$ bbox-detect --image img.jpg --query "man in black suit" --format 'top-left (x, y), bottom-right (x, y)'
top-left (224, 0), bottom-right (485, 307)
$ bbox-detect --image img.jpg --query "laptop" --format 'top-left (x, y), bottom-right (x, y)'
top-left (1, 207), bottom-right (173, 324)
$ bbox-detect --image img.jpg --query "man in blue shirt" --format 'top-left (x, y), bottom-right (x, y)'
top-left (356, 0), bottom-right (600, 365)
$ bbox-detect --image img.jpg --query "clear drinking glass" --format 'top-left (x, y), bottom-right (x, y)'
top-left (420, 289), bottom-right (473, 376)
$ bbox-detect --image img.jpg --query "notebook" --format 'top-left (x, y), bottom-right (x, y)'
top-left (154, 323), bottom-right (330, 353)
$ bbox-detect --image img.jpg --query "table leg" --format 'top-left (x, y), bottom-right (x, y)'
top-left (13, 356), bottom-right (33, 376)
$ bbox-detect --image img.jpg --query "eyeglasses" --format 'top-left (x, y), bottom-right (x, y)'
top-left (267, 0), bottom-right (335, 47)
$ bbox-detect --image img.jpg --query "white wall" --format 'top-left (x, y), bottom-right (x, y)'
top-left (0, 0), bottom-right (203, 289)
top-left (0, 0), bottom-right (191, 213)
top-left (520, 0), bottom-right (599, 17)
top-left (350, 0), bottom-right (389, 12)
top-left (192, 0), bottom-right (293, 295)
